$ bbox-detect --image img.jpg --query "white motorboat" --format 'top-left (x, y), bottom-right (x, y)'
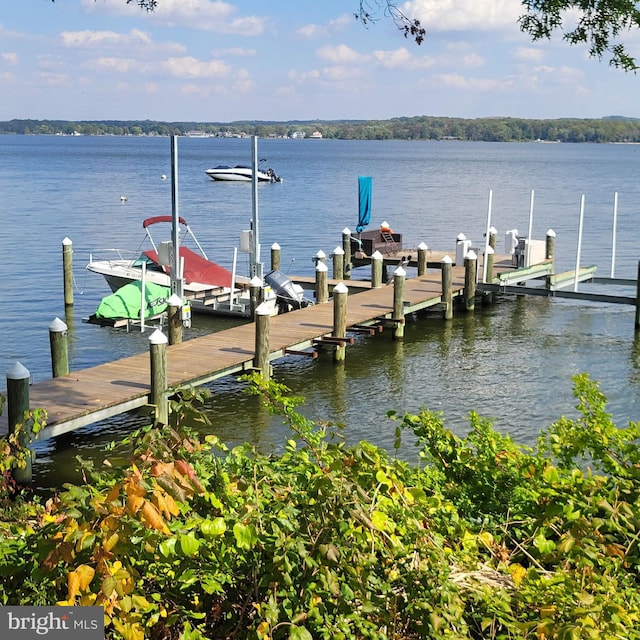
top-left (86, 215), bottom-right (279, 318)
top-left (205, 164), bottom-right (282, 182)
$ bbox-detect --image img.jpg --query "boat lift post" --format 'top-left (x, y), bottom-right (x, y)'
top-left (251, 136), bottom-right (264, 281)
top-left (170, 135), bottom-right (184, 301)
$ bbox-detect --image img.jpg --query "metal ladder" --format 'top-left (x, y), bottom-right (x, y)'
top-left (380, 231), bottom-right (398, 254)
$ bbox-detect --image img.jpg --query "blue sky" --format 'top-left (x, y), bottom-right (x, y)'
top-left (1, 0), bottom-right (639, 122)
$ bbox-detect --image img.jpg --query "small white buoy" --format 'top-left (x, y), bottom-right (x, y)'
top-left (161, 174), bottom-right (166, 180)
top-left (120, 195), bottom-right (127, 203)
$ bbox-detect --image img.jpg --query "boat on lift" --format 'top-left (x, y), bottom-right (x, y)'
top-left (205, 164), bottom-right (282, 183)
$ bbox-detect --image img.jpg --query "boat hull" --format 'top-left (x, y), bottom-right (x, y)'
top-left (205, 165), bottom-right (281, 182)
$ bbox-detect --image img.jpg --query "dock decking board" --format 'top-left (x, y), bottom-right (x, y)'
top-left (1, 260), bottom-right (515, 440)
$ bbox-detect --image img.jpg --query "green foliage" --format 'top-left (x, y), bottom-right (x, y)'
top-left (1, 373), bottom-right (640, 638)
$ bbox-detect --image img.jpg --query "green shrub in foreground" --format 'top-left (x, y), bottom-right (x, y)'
top-left (0, 373), bottom-right (639, 639)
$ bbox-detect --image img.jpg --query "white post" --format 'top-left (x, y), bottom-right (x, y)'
top-left (611, 191), bottom-right (618, 278)
top-left (527, 189), bottom-right (535, 267)
top-left (230, 247), bottom-right (238, 308)
top-left (482, 190), bottom-right (492, 282)
top-left (251, 136), bottom-right (263, 280)
top-left (140, 261), bottom-right (146, 333)
top-left (574, 194), bottom-right (585, 292)
top-left (170, 135), bottom-right (183, 301)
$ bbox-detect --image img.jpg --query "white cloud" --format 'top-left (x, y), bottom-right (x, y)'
top-left (403, 0), bottom-right (522, 32)
top-left (317, 44), bottom-right (364, 64)
top-left (37, 71), bottom-right (69, 86)
top-left (60, 29), bottom-right (184, 54)
top-left (81, 0), bottom-right (268, 36)
top-left (210, 47), bottom-right (256, 57)
top-left (2, 52), bottom-right (18, 65)
top-left (162, 56), bottom-right (229, 79)
top-left (433, 73), bottom-right (515, 91)
top-left (297, 13), bottom-right (352, 39)
top-left (515, 46), bottom-right (545, 63)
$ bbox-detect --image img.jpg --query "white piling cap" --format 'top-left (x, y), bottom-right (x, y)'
top-left (315, 249), bottom-right (326, 259)
top-left (62, 237), bottom-right (73, 246)
top-left (167, 294), bottom-right (183, 307)
top-left (342, 227), bottom-right (351, 235)
top-left (457, 233), bottom-right (466, 241)
top-left (486, 246), bottom-right (495, 254)
top-left (489, 226), bottom-right (497, 234)
top-left (316, 261), bottom-right (328, 272)
top-left (149, 329), bottom-right (168, 345)
top-left (49, 317), bottom-right (68, 333)
top-left (418, 241), bottom-right (428, 250)
top-left (394, 265), bottom-right (406, 277)
top-left (441, 255), bottom-right (453, 264)
top-left (7, 361), bottom-right (30, 380)
top-left (255, 301), bottom-right (272, 316)
top-left (381, 220), bottom-right (389, 228)
top-left (371, 250), bottom-right (383, 260)
top-left (250, 276), bottom-right (263, 287)
top-left (333, 246), bottom-right (345, 255)
top-left (333, 282), bottom-right (348, 294)
top-left (547, 229), bottom-right (556, 237)
top-left (271, 242), bottom-right (281, 250)
top-left (466, 250), bottom-right (478, 260)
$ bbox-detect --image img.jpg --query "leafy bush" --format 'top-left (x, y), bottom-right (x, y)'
top-left (0, 373), bottom-right (639, 639)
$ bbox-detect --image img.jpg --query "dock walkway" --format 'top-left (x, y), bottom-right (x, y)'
top-left (2, 264), bottom-right (480, 440)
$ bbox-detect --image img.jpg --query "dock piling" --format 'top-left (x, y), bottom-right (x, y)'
top-left (393, 266), bottom-right (406, 340)
top-left (464, 251), bottom-right (477, 312)
top-left (49, 317), bottom-right (69, 377)
top-left (342, 228), bottom-right (352, 280)
top-left (270, 243), bottom-right (281, 272)
top-left (254, 302), bottom-right (272, 380)
top-left (149, 329), bottom-right (169, 426)
top-left (250, 276), bottom-right (264, 318)
top-left (62, 237), bottom-right (74, 308)
top-left (371, 251), bottom-right (383, 288)
top-left (316, 262), bottom-right (329, 303)
top-left (482, 246), bottom-right (495, 306)
top-left (441, 256), bottom-right (453, 320)
top-left (332, 246), bottom-right (345, 281)
top-left (417, 242), bottom-right (428, 276)
top-left (332, 282), bottom-right (348, 362)
top-left (6, 362), bottom-right (32, 484)
top-left (167, 294), bottom-right (183, 345)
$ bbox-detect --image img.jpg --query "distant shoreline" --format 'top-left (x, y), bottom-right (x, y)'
top-left (2, 115), bottom-right (640, 143)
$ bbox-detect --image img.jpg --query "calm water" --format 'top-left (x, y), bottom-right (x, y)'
top-left (1, 135), bottom-right (640, 490)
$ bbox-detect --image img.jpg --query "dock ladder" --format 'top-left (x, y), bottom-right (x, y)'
top-left (381, 231), bottom-right (399, 254)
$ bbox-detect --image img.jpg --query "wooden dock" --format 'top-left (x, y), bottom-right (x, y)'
top-left (1, 261), bottom-right (487, 441)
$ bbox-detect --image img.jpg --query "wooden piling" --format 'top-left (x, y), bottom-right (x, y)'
top-left (417, 242), bottom-right (428, 276)
top-left (393, 266), bottom-right (406, 340)
top-left (62, 237), bottom-right (74, 307)
top-left (332, 282), bottom-right (348, 362)
top-left (250, 276), bottom-right (264, 318)
top-left (342, 228), bottom-right (352, 280)
top-left (488, 226), bottom-right (497, 251)
top-left (546, 229), bottom-right (556, 261)
top-left (49, 317), bottom-right (69, 377)
top-left (316, 262), bottom-right (329, 303)
top-left (270, 243), bottom-right (281, 272)
top-left (371, 251), bottom-right (383, 288)
top-left (149, 329), bottom-right (169, 426)
top-left (167, 294), bottom-right (183, 345)
top-left (254, 302), bottom-right (271, 380)
top-left (441, 255), bottom-right (453, 320)
top-left (6, 362), bottom-right (32, 484)
top-left (636, 261), bottom-right (640, 330)
top-left (332, 246), bottom-right (345, 281)
top-left (464, 251), bottom-right (477, 313)
top-left (315, 249), bottom-right (326, 265)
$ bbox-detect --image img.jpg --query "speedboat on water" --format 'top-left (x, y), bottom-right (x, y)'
top-left (205, 164), bottom-right (282, 183)
top-left (86, 215), bottom-right (279, 319)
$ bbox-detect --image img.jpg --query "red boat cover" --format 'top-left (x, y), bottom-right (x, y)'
top-left (143, 247), bottom-right (233, 288)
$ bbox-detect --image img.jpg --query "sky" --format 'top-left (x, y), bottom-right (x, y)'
top-left (1, 0), bottom-right (640, 122)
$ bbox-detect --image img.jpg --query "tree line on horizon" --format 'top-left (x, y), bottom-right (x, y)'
top-left (2, 115), bottom-right (640, 143)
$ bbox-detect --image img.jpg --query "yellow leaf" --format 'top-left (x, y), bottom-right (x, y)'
top-left (76, 564), bottom-right (96, 590)
top-left (67, 570), bottom-right (81, 600)
top-left (141, 501), bottom-right (171, 534)
top-left (103, 533), bottom-right (119, 552)
top-left (126, 494), bottom-right (145, 515)
top-left (509, 563), bottom-right (527, 587)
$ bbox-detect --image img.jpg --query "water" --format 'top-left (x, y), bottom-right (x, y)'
top-left (1, 135), bottom-right (640, 490)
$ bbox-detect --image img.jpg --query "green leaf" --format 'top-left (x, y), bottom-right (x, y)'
top-left (233, 522), bottom-right (258, 550)
top-left (179, 533), bottom-right (201, 556)
top-left (200, 517), bottom-right (226, 537)
top-left (289, 626), bottom-right (312, 640)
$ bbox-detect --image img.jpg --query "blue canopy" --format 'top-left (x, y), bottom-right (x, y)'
top-left (356, 176), bottom-right (372, 233)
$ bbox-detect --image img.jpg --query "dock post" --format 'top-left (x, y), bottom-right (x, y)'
top-left (6, 362), bottom-right (32, 484)
top-left (167, 294), bottom-right (183, 345)
top-left (342, 228), bottom-right (352, 280)
top-left (316, 261), bottom-right (329, 303)
top-left (417, 242), bottom-right (428, 276)
top-left (482, 246), bottom-right (495, 306)
top-left (441, 255), bottom-right (453, 320)
top-left (49, 317), bottom-right (69, 377)
top-left (464, 251), bottom-right (477, 313)
top-left (393, 266), bottom-right (406, 340)
top-left (371, 251), bottom-right (383, 288)
top-left (270, 243), bottom-right (281, 272)
top-left (332, 282), bottom-right (348, 362)
top-left (254, 302), bottom-right (271, 380)
top-left (149, 329), bottom-right (169, 426)
top-left (315, 249), bottom-right (326, 265)
top-left (62, 237), bottom-right (74, 308)
top-left (636, 261), bottom-right (640, 330)
top-left (332, 246), bottom-right (345, 280)
top-left (250, 276), bottom-right (264, 318)
top-left (546, 229), bottom-right (556, 261)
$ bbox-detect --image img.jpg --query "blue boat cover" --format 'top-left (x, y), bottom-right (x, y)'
top-left (356, 176), bottom-right (372, 233)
